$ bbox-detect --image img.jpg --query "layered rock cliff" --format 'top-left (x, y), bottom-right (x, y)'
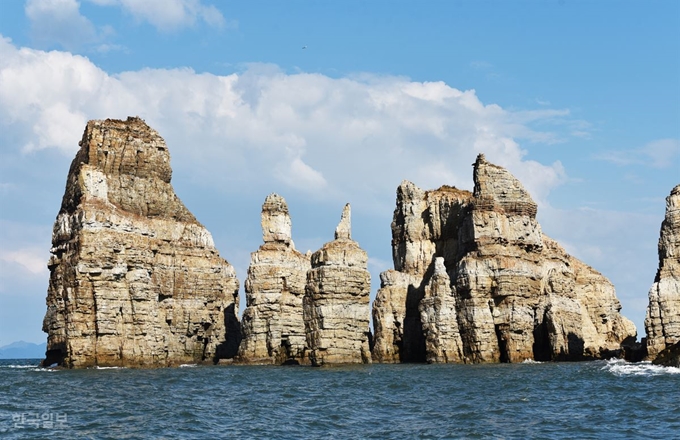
top-left (645, 185), bottom-right (680, 359)
top-left (42, 117), bottom-right (240, 368)
top-left (303, 204), bottom-right (372, 365)
top-left (237, 194), bottom-right (311, 364)
top-left (372, 154), bottom-right (636, 363)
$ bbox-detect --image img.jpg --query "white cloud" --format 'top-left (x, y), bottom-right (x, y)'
top-left (25, 0), bottom-right (98, 50)
top-left (88, 0), bottom-right (228, 31)
top-left (594, 138), bottom-right (680, 169)
top-left (641, 139), bottom-right (680, 168)
top-left (0, 248), bottom-right (48, 276)
top-left (0, 36), bottom-right (575, 209)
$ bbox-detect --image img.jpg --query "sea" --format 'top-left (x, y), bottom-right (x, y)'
top-left (0, 359), bottom-right (678, 439)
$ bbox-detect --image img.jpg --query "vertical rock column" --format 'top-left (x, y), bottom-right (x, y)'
top-left (418, 257), bottom-right (465, 363)
top-left (645, 184), bottom-right (680, 358)
top-left (304, 204), bottom-right (372, 365)
top-left (237, 194), bottom-right (311, 364)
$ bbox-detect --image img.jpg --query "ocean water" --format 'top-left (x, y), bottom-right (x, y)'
top-left (0, 359), bottom-right (678, 439)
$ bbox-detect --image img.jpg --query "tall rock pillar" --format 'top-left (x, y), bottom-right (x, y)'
top-left (237, 194), bottom-right (311, 364)
top-left (303, 204), bottom-right (372, 365)
top-left (645, 185), bottom-right (680, 358)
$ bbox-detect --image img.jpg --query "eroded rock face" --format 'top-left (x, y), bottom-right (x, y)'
top-left (645, 185), bottom-right (680, 359)
top-left (372, 154), bottom-right (636, 363)
top-left (303, 204), bottom-right (372, 365)
top-left (236, 194), bottom-right (311, 364)
top-left (42, 117), bottom-right (240, 368)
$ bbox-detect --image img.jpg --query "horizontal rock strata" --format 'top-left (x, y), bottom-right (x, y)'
top-left (303, 204), bottom-right (372, 365)
top-left (372, 153), bottom-right (636, 363)
top-left (42, 117), bottom-right (240, 368)
top-left (236, 194), bottom-right (311, 365)
top-left (645, 184), bottom-right (680, 359)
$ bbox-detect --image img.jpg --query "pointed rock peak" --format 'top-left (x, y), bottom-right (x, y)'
top-left (472, 153), bottom-right (537, 217)
top-left (433, 257), bottom-right (447, 277)
top-left (261, 193), bottom-right (293, 245)
top-left (397, 180), bottom-right (425, 203)
top-left (334, 203), bottom-right (352, 240)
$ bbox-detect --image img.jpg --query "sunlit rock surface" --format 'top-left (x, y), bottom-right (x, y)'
top-left (236, 194), bottom-right (311, 364)
top-left (372, 154), bottom-right (636, 363)
top-left (304, 204), bottom-right (372, 365)
top-left (42, 117), bottom-right (240, 368)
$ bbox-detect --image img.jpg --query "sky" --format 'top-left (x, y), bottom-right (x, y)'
top-left (0, 0), bottom-right (678, 345)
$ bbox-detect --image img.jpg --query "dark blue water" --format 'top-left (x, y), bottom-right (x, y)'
top-left (0, 359), bottom-right (678, 439)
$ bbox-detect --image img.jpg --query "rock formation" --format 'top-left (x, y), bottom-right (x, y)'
top-left (303, 204), bottom-right (372, 365)
top-left (652, 341), bottom-right (680, 368)
top-left (236, 194), bottom-right (311, 364)
top-left (42, 117), bottom-right (240, 368)
top-left (372, 154), bottom-right (636, 363)
top-left (645, 185), bottom-right (680, 359)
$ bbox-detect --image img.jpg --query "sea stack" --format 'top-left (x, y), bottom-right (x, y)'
top-left (303, 204), bottom-right (372, 365)
top-left (372, 153), bottom-right (637, 363)
top-left (645, 184), bottom-right (680, 360)
top-left (42, 117), bottom-right (240, 368)
top-left (237, 194), bottom-right (312, 364)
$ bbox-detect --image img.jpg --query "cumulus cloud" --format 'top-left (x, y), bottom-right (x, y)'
top-left (0, 36), bottom-right (573, 208)
top-left (87, 0), bottom-right (228, 31)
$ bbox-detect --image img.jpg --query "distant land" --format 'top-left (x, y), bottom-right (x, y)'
top-left (0, 341), bottom-right (46, 359)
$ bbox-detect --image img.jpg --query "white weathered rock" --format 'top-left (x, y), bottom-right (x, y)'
top-left (304, 204), bottom-right (372, 365)
top-left (645, 184), bottom-right (680, 358)
top-left (42, 117), bottom-right (240, 368)
top-left (236, 194), bottom-right (311, 364)
top-left (419, 257), bottom-right (465, 363)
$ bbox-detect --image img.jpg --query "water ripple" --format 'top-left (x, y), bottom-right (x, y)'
top-left (0, 359), bottom-right (678, 439)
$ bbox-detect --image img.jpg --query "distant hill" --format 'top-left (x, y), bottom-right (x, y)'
top-left (0, 341), bottom-right (46, 359)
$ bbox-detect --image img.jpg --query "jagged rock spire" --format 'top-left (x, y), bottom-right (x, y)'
top-left (335, 203), bottom-right (352, 240)
top-left (645, 184), bottom-right (680, 359)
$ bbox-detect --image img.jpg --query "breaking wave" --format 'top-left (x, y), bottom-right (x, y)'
top-left (601, 359), bottom-right (680, 376)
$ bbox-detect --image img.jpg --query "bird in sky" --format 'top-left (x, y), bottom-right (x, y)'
top-left (302, 46), bottom-right (307, 49)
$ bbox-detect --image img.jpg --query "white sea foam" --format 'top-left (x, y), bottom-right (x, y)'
top-left (601, 359), bottom-right (680, 376)
top-left (94, 366), bottom-right (126, 370)
top-left (521, 359), bottom-right (542, 364)
top-left (179, 364), bottom-right (198, 368)
top-left (2, 364), bottom-right (39, 369)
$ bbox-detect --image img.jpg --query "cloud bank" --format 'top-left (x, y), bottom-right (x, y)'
top-left (0, 36), bottom-right (568, 209)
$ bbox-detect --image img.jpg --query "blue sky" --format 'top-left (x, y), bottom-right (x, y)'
top-left (0, 0), bottom-right (678, 345)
